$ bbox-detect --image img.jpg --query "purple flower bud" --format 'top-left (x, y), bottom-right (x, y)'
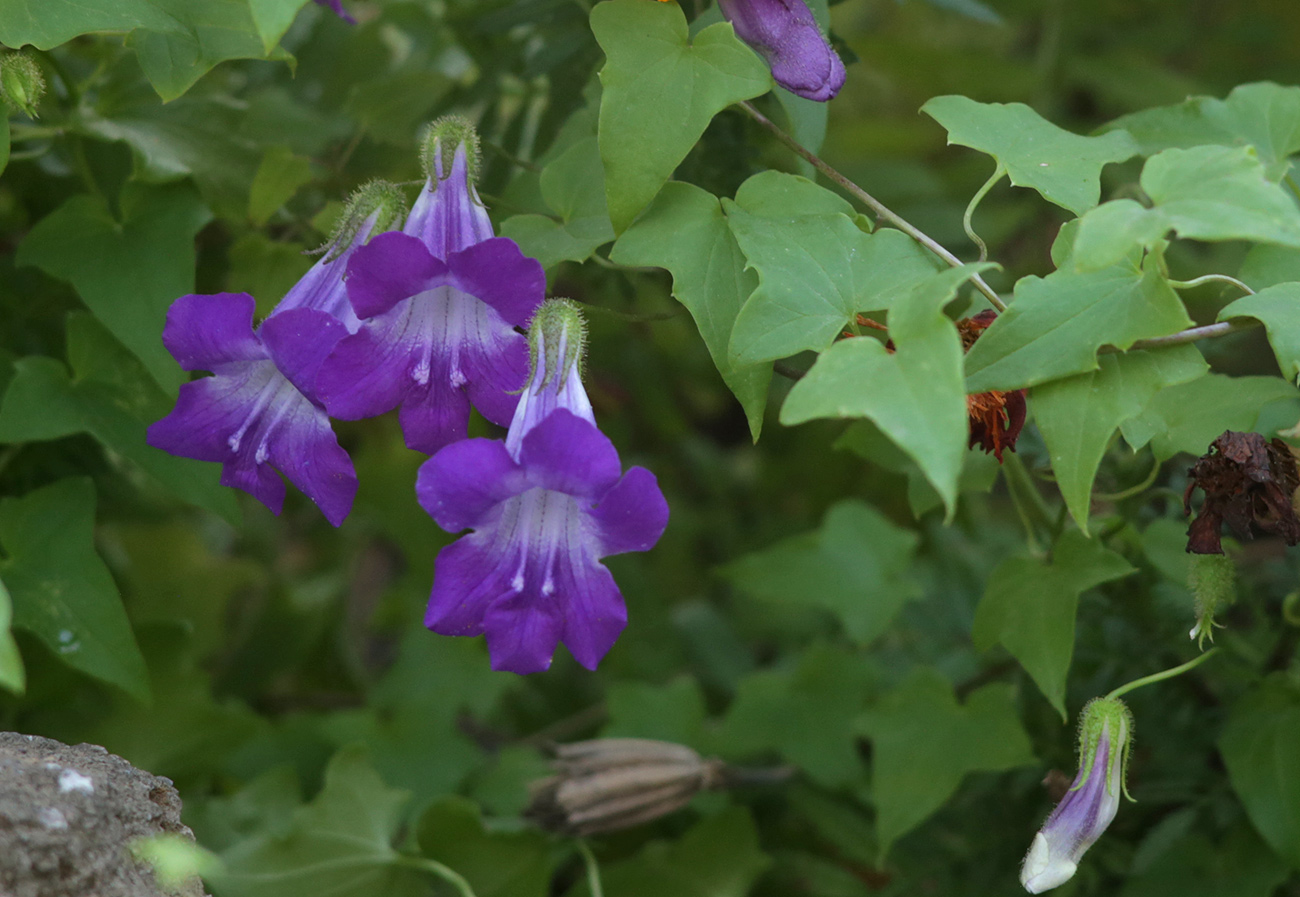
top-left (1021, 697), bottom-right (1134, 893)
top-left (313, 0), bottom-right (356, 24)
top-left (416, 301), bottom-right (669, 674)
top-left (405, 117), bottom-right (492, 255)
top-left (717, 0), bottom-right (846, 102)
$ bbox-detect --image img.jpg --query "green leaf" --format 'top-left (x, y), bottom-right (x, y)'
top-left (501, 136), bottom-right (615, 269)
top-left (220, 746), bottom-right (422, 897)
top-left (1217, 283), bottom-right (1300, 383)
top-left (571, 806), bottom-right (770, 897)
top-left (856, 668), bottom-right (1034, 860)
top-left (726, 172), bottom-right (941, 365)
top-left (249, 0), bottom-right (311, 53)
top-left (226, 233), bottom-right (314, 318)
top-left (0, 116), bottom-right (9, 178)
top-left (609, 181), bottom-right (772, 439)
top-left (17, 184), bottom-right (212, 392)
top-left (781, 265), bottom-right (992, 514)
top-left (592, 0), bottom-right (770, 232)
top-left (921, 95), bottom-right (1139, 215)
top-left (416, 798), bottom-right (552, 897)
top-left (714, 645), bottom-right (874, 788)
top-left (1106, 81), bottom-right (1300, 180)
top-left (1240, 244), bottom-right (1300, 290)
top-left (1031, 346), bottom-right (1208, 531)
top-left (1118, 825), bottom-right (1291, 897)
top-left (1218, 676), bottom-right (1300, 867)
top-left (0, 316), bottom-right (240, 522)
top-left (0, 577), bottom-right (24, 695)
top-left (0, 478), bottom-right (150, 702)
top-left (971, 530), bottom-right (1135, 717)
top-left (963, 259), bottom-right (1193, 393)
top-left (1074, 146), bottom-right (1300, 270)
top-left (0, 1), bottom-right (181, 49)
top-left (602, 676), bottom-right (708, 747)
top-left (248, 145), bottom-right (313, 225)
top-left (1119, 373), bottom-right (1299, 459)
top-left (722, 500), bottom-right (920, 646)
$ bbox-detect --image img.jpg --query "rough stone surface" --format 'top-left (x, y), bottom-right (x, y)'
top-left (0, 732), bottom-right (207, 897)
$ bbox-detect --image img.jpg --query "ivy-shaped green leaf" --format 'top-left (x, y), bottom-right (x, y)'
top-left (249, 0), bottom-right (312, 54)
top-left (782, 265), bottom-right (993, 515)
top-left (1106, 81), bottom-right (1300, 180)
top-left (0, 577), bottom-right (23, 695)
top-left (0, 478), bottom-right (151, 702)
top-left (722, 500), bottom-right (920, 646)
top-left (1073, 146), bottom-right (1300, 271)
top-left (1217, 283), bottom-right (1300, 383)
top-left (1219, 676), bottom-right (1300, 868)
top-left (1031, 346), bottom-right (1208, 532)
top-left (248, 145), bottom-right (313, 225)
top-left (220, 746), bottom-right (423, 897)
top-left (17, 184), bottom-right (212, 392)
top-left (856, 669), bottom-right (1034, 861)
top-left (610, 181), bottom-right (772, 439)
top-left (502, 136), bottom-right (616, 270)
top-left (1119, 374), bottom-right (1299, 460)
top-left (963, 258), bottom-right (1193, 393)
top-left (972, 530), bottom-right (1136, 718)
top-left (593, 0), bottom-right (770, 232)
top-left (922, 95), bottom-right (1139, 215)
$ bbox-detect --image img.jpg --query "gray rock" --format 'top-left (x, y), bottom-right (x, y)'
top-left (0, 732), bottom-right (208, 897)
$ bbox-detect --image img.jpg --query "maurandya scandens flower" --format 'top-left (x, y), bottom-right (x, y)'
top-left (717, 0), bottom-right (846, 102)
top-left (316, 121), bottom-right (546, 454)
top-left (416, 300), bottom-right (669, 673)
top-left (312, 0), bottom-right (356, 24)
top-left (1021, 697), bottom-right (1133, 894)
top-left (147, 182), bottom-right (407, 525)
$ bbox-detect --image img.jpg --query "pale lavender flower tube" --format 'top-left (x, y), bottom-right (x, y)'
top-left (717, 0), bottom-right (846, 101)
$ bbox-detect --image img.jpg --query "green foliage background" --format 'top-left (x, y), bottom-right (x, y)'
top-left (2, 0), bottom-right (1300, 894)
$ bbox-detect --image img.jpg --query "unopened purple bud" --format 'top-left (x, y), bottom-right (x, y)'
top-left (716, 0), bottom-right (846, 102)
top-left (506, 299), bottom-right (595, 459)
top-left (406, 117), bottom-right (492, 255)
top-left (313, 0), bottom-right (356, 24)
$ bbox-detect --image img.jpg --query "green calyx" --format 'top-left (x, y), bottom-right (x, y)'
top-left (527, 299), bottom-right (587, 393)
top-left (1073, 696), bottom-right (1134, 802)
top-left (419, 116), bottom-right (482, 184)
top-left (0, 53), bottom-right (46, 118)
top-left (1188, 553), bottom-right (1236, 649)
top-left (323, 179), bottom-right (408, 260)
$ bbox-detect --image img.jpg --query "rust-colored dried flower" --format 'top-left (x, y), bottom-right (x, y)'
top-left (1183, 430), bottom-right (1300, 554)
top-left (957, 311), bottom-right (1027, 463)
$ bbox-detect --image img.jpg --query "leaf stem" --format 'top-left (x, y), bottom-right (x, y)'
top-left (395, 855), bottom-right (478, 897)
top-left (963, 162), bottom-right (1005, 262)
top-left (1105, 648), bottom-right (1221, 701)
top-left (1121, 319), bottom-right (1258, 352)
top-left (1166, 274), bottom-right (1254, 295)
top-left (576, 841), bottom-right (604, 897)
top-left (738, 100), bottom-right (1007, 312)
top-left (1093, 456), bottom-right (1162, 502)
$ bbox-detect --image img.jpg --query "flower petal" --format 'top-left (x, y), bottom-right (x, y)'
top-left (446, 237), bottom-right (547, 327)
top-left (147, 370), bottom-right (266, 463)
top-left (426, 535), bottom-right (503, 637)
top-left (312, 0), bottom-right (356, 24)
top-left (315, 310), bottom-right (413, 421)
top-left (462, 315), bottom-right (529, 428)
top-left (260, 308), bottom-right (349, 402)
top-left (404, 146), bottom-right (495, 255)
top-left (275, 251), bottom-right (360, 331)
top-left (590, 466), bottom-right (669, 556)
top-left (556, 557), bottom-right (626, 671)
top-left (718, 0), bottom-right (846, 102)
top-left (265, 400), bottom-right (357, 526)
top-left (483, 590), bottom-right (565, 674)
top-left (162, 293), bottom-right (264, 372)
top-left (345, 231), bottom-right (448, 320)
top-left (221, 452), bottom-right (287, 516)
top-left (417, 438), bottom-right (527, 533)
top-left (519, 410), bottom-right (623, 500)
top-left (398, 378), bottom-right (472, 454)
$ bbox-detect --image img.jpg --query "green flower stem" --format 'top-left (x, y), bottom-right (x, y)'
top-left (738, 100), bottom-right (1008, 312)
top-left (963, 162), bottom-right (1005, 262)
top-left (577, 841), bottom-right (604, 897)
top-left (1122, 319), bottom-right (1258, 352)
top-left (1002, 453), bottom-right (1055, 554)
top-left (1105, 648), bottom-right (1222, 701)
top-left (394, 855), bottom-right (478, 897)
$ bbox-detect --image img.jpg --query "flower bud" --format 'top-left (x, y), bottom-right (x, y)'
top-left (526, 738), bottom-right (725, 836)
top-left (0, 53), bottom-right (46, 118)
top-left (1021, 697), bottom-right (1133, 894)
top-left (323, 179), bottom-right (408, 261)
top-left (419, 115), bottom-right (481, 185)
top-left (506, 299), bottom-right (593, 458)
top-left (1188, 552), bottom-right (1235, 649)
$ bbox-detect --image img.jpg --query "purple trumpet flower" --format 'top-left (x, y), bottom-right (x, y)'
top-left (316, 122), bottom-right (546, 454)
top-left (417, 301), bottom-right (669, 673)
top-left (717, 0), bottom-right (846, 102)
top-left (1021, 697), bottom-right (1134, 894)
top-left (313, 0), bottom-right (356, 24)
top-left (147, 182), bottom-right (406, 525)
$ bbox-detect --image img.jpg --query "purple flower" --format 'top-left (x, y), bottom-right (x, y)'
top-left (718, 0), bottom-right (847, 101)
top-left (316, 123), bottom-right (546, 454)
top-left (313, 0), bottom-right (356, 24)
top-left (416, 301), bottom-right (669, 673)
top-left (1021, 697), bottom-right (1133, 893)
top-left (404, 118), bottom-right (493, 256)
top-left (147, 182), bottom-right (406, 525)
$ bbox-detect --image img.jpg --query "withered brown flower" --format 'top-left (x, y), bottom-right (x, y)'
top-left (957, 310), bottom-right (1027, 463)
top-left (1183, 430), bottom-right (1300, 554)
